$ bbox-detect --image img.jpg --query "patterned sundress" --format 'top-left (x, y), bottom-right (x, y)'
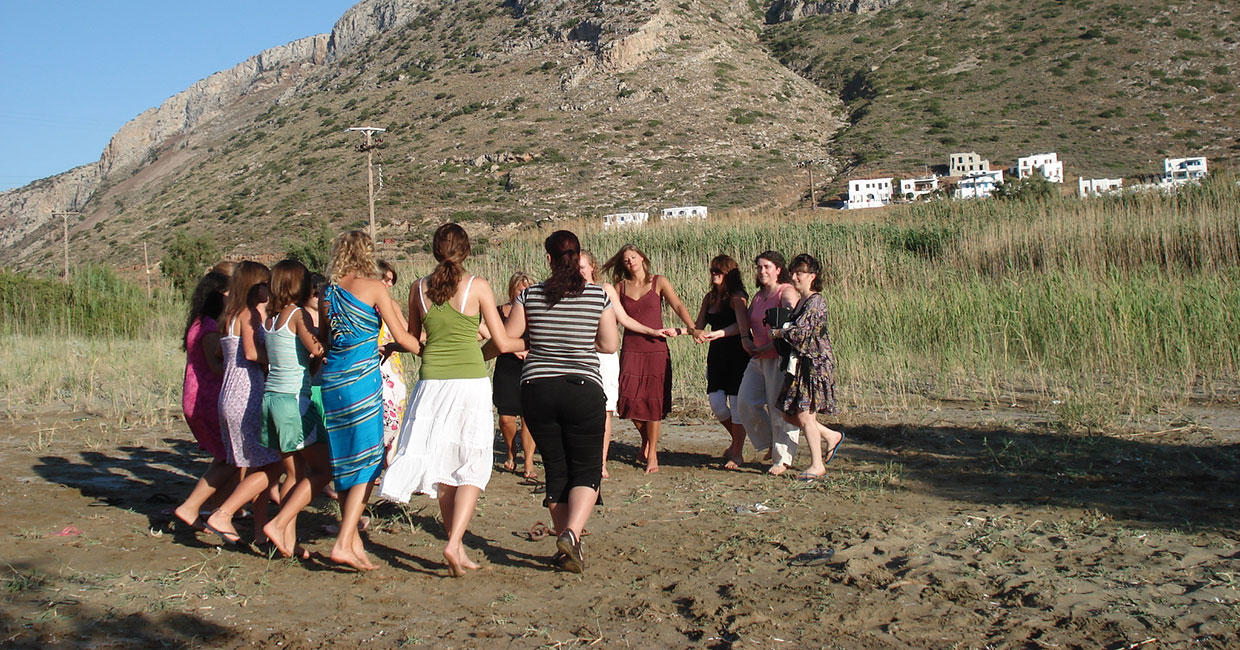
top-left (777, 293), bottom-right (839, 416)
top-left (321, 285), bottom-right (385, 491)
top-left (378, 322), bottom-right (408, 456)
top-left (219, 316), bottom-right (280, 468)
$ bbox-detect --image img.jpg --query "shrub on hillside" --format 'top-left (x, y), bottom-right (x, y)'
top-left (283, 219), bottom-right (334, 275)
top-left (162, 232), bottom-right (219, 297)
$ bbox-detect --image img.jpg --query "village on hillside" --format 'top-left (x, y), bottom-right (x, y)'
top-left (600, 152), bottom-right (1211, 229)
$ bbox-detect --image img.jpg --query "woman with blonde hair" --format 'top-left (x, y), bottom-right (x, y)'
top-left (601, 244), bottom-right (699, 474)
top-left (379, 223), bottom-right (524, 577)
top-left (578, 251), bottom-right (670, 478)
top-left (319, 231), bottom-right (422, 571)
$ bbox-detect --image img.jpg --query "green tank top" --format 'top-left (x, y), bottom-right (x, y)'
top-left (418, 277), bottom-right (488, 380)
top-left (264, 308), bottom-right (312, 394)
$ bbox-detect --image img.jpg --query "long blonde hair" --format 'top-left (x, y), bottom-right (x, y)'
top-left (601, 243), bottom-right (651, 285)
top-left (327, 230), bottom-right (379, 283)
top-left (579, 250), bottom-right (600, 283)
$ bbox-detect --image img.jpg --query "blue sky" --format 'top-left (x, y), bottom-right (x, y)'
top-left (0, 1), bottom-right (355, 192)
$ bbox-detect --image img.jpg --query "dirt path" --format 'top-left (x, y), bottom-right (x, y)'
top-left (2, 404), bottom-right (1239, 649)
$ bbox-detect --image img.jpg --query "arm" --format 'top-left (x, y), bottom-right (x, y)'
top-left (475, 278), bottom-right (524, 360)
top-left (293, 309), bottom-right (325, 359)
top-left (702, 295), bottom-right (749, 341)
top-left (318, 297), bottom-right (332, 357)
top-left (693, 294), bottom-right (709, 331)
top-left (773, 294), bottom-right (824, 353)
top-left (604, 283), bottom-right (666, 338)
top-left (240, 309), bottom-right (268, 365)
top-left (374, 282), bottom-right (420, 355)
top-left (201, 331), bottom-right (224, 376)
top-left (595, 304), bottom-right (619, 354)
top-left (656, 275), bottom-right (703, 341)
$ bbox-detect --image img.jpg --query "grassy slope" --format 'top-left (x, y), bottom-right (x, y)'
top-left (762, 0), bottom-right (1240, 191)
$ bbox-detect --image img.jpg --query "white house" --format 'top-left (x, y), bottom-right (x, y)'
top-left (660, 206), bottom-right (708, 221)
top-left (1162, 157), bottom-right (1207, 185)
top-left (899, 176), bottom-right (939, 200)
top-left (1014, 153), bottom-right (1064, 183)
top-left (949, 152), bottom-right (990, 176)
top-left (1078, 177), bottom-right (1123, 197)
top-left (846, 178), bottom-right (894, 209)
top-left (603, 212), bottom-right (649, 229)
top-left (954, 169), bottom-right (1004, 199)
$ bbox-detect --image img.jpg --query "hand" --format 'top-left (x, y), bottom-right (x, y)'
top-left (741, 337), bottom-right (757, 356)
top-left (770, 327), bottom-right (782, 339)
top-left (700, 329), bottom-right (723, 343)
top-left (691, 328), bottom-right (709, 344)
top-left (514, 350), bottom-right (529, 361)
top-left (656, 328), bottom-right (679, 338)
top-left (380, 342), bottom-right (399, 362)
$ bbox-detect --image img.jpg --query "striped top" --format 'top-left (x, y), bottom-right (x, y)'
top-left (517, 282), bottom-right (612, 388)
top-left (263, 308), bottom-right (313, 395)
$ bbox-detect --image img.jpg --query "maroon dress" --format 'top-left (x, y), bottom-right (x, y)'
top-left (617, 278), bottom-right (672, 421)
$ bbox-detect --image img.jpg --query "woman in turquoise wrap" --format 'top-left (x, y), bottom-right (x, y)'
top-left (320, 230), bottom-right (421, 571)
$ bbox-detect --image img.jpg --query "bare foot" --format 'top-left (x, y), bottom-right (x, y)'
top-left (601, 462), bottom-right (610, 479)
top-left (351, 535), bottom-right (378, 570)
top-left (645, 461), bottom-right (660, 474)
top-left (767, 464), bottom-right (788, 476)
top-left (459, 547), bottom-right (482, 571)
top-left (723, 456), bottom-right (743, 470)
top-left (522, 469), bottom-right (539, 480)
top-left (172, 504), bottom-right (205, 531)
top-left (443, 548), bottom-right (467, 578)
top-left (262, 520), bottom-right (291, 557)
top-left (329, 545), bottom-right (373, 571)
top-left (503, 457), bottom-right (516, 472)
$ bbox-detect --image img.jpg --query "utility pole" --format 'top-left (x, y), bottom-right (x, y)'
top-left (808, 165), bottom-right (816, 209)
top-left (143, 242), bottom-right (152, 299)
top-left (52, 211), bottom-right (81, 282)
top-left (347, 127), bottom-right (386, 241)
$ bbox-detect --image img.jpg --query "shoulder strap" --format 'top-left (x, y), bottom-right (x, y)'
top-left (418, 278), bottom-right (429, 313)
top-left (460, 275), bottom-right (476, 307)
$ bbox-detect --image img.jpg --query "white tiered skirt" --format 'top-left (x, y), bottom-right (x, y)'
top-left (378, 377), bottom-right (494, 501)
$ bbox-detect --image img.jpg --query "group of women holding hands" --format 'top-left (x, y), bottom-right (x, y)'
top-left (175, 224), bottom-right (843, 575)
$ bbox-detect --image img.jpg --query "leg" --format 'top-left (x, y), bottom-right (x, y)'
top-left (634, 420), bottom-right (650, 465)
top-left (263, 444), bottom-right (332, 559)
top-left (644, 420), bottom-right (661, 473)
top-left (330, 480), bottom-right (377, 571)
top-left (520, 417), bottom-right (538, 479)
top-left (205, 462), bottom-right (283, 543)
top-left (499, 415), bottom-right (519, 472)
top-left (174, 458), bottom-right (237, 529)
top-left (438, 484), bottom-right (483, 577)
top-left (277, 454), bottom-right (299, 504)
top-left (764, 359), bottom-right (799, 474)
top-left (736, 360), bottom-right (772, 457)
top-left (600, 411), bottom-right (612, 479)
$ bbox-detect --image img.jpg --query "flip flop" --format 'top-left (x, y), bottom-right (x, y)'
top-left (527, 521), bottom-right (552, 541)
top-left (202, 520), bottom-right (242, 546)
top-left (788, 546), bottom-right (835, 566)
top-left (824, 432), bottom-right (846, 466)
top-left (796, 472), bottom-right (824, 482)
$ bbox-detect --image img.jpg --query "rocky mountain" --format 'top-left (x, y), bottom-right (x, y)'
top-left (2, 0), bottom-right (1235, 271)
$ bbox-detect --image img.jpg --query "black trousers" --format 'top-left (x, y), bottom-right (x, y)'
top-left (520, 375), bottom-right (605, 506)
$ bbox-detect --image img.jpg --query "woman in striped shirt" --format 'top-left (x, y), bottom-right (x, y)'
top-left (503, 230), bottom-right (619, 573)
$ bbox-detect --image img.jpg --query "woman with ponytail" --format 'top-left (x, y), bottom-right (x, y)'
top-left (318, 230), bottom-right (423, 571)
top-left (504, 230), bottom-right (619, 573)
top-left (379, 223), bottom-right (523, 577)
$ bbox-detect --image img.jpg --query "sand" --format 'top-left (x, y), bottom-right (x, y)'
top-left (2, 402), bottom-right (1238, 649)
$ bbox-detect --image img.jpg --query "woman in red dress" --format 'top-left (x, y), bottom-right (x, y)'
top-left (602, 245), bottom-right (698, 473)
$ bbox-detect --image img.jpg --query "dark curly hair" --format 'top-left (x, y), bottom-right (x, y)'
top-left (788, 253), bottom-right (823, 292)
top-left (182, 271), bottom-right (230, 351)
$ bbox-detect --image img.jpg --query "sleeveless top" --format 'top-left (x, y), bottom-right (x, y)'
top-left (705, 299), bottom-right (747, 394)
top-left (418, 276), bottom-right (487, 381)
top-left (748, 283), bottom-right (792, 360)
top-left (618, 276), bottom-right (667, 355)
top-left (264, 307), bottom-right (313, 395)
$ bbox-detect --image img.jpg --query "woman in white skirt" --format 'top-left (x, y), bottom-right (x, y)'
top-left (378, 223), bottom-right (523, 577)
top-left (579, 250), bottom-right (672, 478)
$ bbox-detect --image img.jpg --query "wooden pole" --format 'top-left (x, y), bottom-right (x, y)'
top-left (63, 212), bottom-right (69, 282)
top-left (809, 165), bottom-right (816, 209)
top-left (144, 242), bottom-right (152, 299)
top-left (366, 130), bottom-right (376, 241)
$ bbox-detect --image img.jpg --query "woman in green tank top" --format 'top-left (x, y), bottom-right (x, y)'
top-left (378, 223), bottom-right (523, 578)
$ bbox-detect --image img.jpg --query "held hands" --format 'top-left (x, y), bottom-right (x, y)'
top-left (380, 342), bottom-right (400, 362)
top-left (698, 329), bottom-right (723, 343)
top-left (655, 327), bottom-right (679, 338)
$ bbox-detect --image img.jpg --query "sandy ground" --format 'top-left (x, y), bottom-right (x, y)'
top-left (2, 401), bottom-right (1239, 649)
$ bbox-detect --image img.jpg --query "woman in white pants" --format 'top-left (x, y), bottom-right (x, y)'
top-left (735, 251), bottom-right (801, 475)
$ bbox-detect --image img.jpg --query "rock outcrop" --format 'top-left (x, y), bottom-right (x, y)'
top-left (326, 0), bottom-right (435, 62)
top-left (766, 0), bottom-right (900, 23)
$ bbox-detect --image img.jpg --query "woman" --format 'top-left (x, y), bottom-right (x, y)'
top-left (601, 244), bottom-right (699, 474)
top-left (579, 250), bottom-right (670, 478)
top-left (494, 271), bottom-right (536, 478)
top-left (505, 230), bottom-right (619, 573)
top-left (173, 271), bottom-right (236, 531)
top-left (771, 254), bottom-right (844, 480)
top-left (376, 259), bottom-right (409, 464)
top-left (693, 255), bottom-right (751, 470)
top-left (319, 231), bottom-right (422, 571)
top-left (378, 223), bottom-right (523, 577)
top-left (205, 262), bottom-right (282, 544)
top-left (736, 251), bottom-right (801, 475)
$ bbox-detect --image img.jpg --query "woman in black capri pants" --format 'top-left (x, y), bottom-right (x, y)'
top-left (504, 230), bottom-right (619, 573)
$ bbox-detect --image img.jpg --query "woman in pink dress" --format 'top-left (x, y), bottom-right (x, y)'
top-left (602, 244), bottom-right (699, 473)
top-left (173, 271), bottom-right (237, 530)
